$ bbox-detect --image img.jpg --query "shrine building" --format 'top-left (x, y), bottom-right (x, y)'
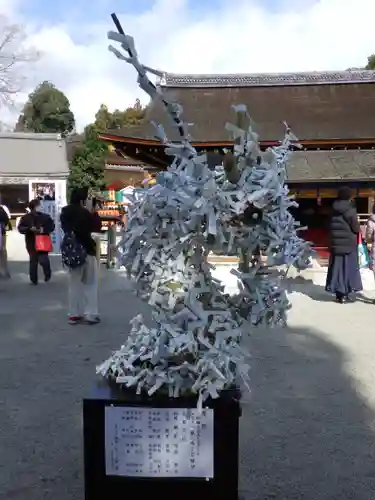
top-left (98, 69), bottom-right (375, 253)
top-left (0, 132), bottom-right (69, 216)
top-left (66, 134), bottom-right (149, 193)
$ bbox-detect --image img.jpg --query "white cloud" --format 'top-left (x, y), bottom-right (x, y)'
top-left (2, 0), bottom-right (375, 131)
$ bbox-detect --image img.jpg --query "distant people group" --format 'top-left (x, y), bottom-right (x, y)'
top-left (1, 188), bottom-right (103, 326)
top-left (2, 184), bottom-right (375, 320)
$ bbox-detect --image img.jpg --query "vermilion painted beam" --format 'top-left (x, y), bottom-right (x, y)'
top-left (99, 132), bottom-right (375, 148)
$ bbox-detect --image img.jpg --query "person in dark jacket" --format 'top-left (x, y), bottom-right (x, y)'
top-left (60, 188), bottom-right (102, 255)
top-left (0, 205), bottom-right (9, 230)
top-left (0, 205), bottom-right (11, 279)
top-left (18, 199), bottom-right (55, 285)
top-left (325, 186), bottom-right (362, 303)
top-left (90, 197), bottom-right (103, 234)
top-left (60, 188), bottom-right (102, 325)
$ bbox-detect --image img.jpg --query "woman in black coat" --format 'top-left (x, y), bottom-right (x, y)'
top-left (325, 187), bottom-right (362, 303)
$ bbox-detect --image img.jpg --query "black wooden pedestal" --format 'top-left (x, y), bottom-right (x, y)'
top-left (83, 381), bottom-right (241, 500)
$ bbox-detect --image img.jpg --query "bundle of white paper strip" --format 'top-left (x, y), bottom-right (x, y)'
top-left (96, 23), bottom-right (312, 406)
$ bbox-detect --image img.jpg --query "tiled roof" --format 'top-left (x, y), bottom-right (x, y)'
top-left (163, 70), bottom-right (375, 88)
top-left (104, 144), bottom-right (375, 182)
top-left (0, 132), bottom-right (65, 140)
top-left (108, 71), bottom-right (375, 143)
top-left (0, 132), bottom-right (69, 176)
top-left (65, 133), bottom-right (84, 162)
top-left (287, 149), bottom-right (375, 181)
top-left (161, 78), bottom-right (375, 141)
top-left (105, 164), bottom-right (145, 172)
top-left (106, 151), bottom-right (145, 166)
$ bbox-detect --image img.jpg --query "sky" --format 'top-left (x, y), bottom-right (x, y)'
top-left (0, 0), bottom-right (375, 131)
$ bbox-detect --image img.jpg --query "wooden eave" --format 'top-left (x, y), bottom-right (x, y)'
top-left (98, 132), bottom-right (375, 149)
top-left (99, 133), bottom-right (233, 148)
top-left (288, 178), bottom-right (375, 185)
top-left (100, 133), bottom-right (375, 183)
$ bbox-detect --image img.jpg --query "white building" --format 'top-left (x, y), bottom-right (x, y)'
top-left (0, 132), bottom-right (68, 216)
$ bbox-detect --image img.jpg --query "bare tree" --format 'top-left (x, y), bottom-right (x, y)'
top-left (0, 120), bottom-right (13, 131)
top-left (0, 16), bottom-right (39, 106)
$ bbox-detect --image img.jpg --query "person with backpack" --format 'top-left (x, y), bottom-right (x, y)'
top-left (18, 199), bottom-right (55, 285)
top-left (60, 188), bottom-right (102, 325)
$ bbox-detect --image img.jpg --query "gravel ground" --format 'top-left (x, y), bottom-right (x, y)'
top-left (2, 233), bottom-right (375, 499)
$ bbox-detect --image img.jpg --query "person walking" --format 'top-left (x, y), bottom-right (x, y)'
top-left (0, 204), bottom-right (11, 279)
top-left (1, 202), bottom-right (11, 220)
top-left (18, 199), bottom-right (55, 285)
top-left (365, 204), bottom-right (375, 302)
top-left (60, 188), bottom-right (102, 325)
top-left (325, 187), bottom-right (362, 303)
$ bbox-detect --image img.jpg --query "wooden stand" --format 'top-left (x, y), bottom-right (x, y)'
top-left (83, 381), bottom-right (241, 500)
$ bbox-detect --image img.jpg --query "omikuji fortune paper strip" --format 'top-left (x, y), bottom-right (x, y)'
top-left (96, 14), bottom-right (313, 407)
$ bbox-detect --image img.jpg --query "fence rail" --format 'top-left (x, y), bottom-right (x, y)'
top-left (100, 215), bottom-right (372, 268)
top-left (359, 213), bottom-right (370, 224)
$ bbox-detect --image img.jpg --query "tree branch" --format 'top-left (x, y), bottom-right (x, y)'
top-left (0, 16), bottom-right (40, 105)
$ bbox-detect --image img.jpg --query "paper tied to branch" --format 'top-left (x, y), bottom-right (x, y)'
top-left (97, 21), bottom-right (313, 406)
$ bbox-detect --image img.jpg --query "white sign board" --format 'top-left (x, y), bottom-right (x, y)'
top-left (39, 200), bottom-right (60, 253)
top-left (28, 179), bottom-right (67, 254)
top-left (105, 406), bottom-right (214, 478)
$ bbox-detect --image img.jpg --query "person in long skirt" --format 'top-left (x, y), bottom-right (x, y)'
top-left (365, 204), bottom-right (375, 303)
top-left (325, 186), bottom-right (362, 303)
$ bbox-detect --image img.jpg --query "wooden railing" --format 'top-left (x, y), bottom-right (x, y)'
top-left (358, 213), bottom-right (370, 224)
top-left (209, 215), bottom-right (372, 267)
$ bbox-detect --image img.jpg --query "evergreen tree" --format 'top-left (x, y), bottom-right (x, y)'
top-left (16, 81), bottom-right (75, 136)
top-left (68, 100), bottom-right (146, 192)
top-left (68, 124), bottom-right (107, 192)
top-left (365, 54), bottom-right (375, 70)
top-left (94, 99), bottom-right (146, 131)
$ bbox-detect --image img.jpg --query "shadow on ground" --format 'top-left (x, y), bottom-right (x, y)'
top-left (0, 259), bottom-right (153, 500)
top-left (240, 323), bottom-right (375, 500)
top-left (285, 274), bottom-right (374, 304)
top-left (2, 261), bottom-right (375, 499)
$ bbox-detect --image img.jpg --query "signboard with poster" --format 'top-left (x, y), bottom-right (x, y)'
top-left (29, 181), bottom-right (56, 201)
top-left (28, 179), bottom-right (67, 254)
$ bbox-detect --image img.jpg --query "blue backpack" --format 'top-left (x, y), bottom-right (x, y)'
top-left (61, 231), bottom-right (87, 269)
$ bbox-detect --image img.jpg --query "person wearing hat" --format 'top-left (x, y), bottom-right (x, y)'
top-left (325, 186), bottom-right (362, 303)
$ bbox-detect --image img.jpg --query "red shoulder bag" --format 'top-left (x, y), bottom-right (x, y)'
top-left (35, 234), bottom-right (53, 252)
